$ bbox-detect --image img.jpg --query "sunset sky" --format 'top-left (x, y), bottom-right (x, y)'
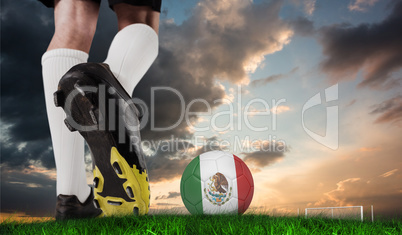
top-left (1, 0), bottom-right (401, 219)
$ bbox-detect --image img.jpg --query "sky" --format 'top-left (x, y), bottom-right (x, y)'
top-left (1, 0), bottom-right (402, 219)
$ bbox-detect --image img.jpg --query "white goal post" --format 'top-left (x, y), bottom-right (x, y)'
top-left (305, 206), bottom-right (363, 221)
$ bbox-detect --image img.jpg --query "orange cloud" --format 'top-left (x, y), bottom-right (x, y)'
top-left (359, 147), bottom-right (381, 152)
top-left (312, 170), bottom-right (402, 217)
top-left (380, 169), bottom-right (398, 178)
top-left (271, 105), bottom-right (291, 114)
top-left (315, 178), bottom-right (361, 206)
top-left (261, 136), bottom-right (402, 217)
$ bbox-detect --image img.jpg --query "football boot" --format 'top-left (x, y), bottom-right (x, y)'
top-left (54, 63), bottom-right (150, 216)
top-left (55, 189), bottom-right (102, 220)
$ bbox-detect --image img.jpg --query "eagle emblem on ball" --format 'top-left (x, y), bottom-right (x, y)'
top-left (204, 172), bottom-right (232, 206)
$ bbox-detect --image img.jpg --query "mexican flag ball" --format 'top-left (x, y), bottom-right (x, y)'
top-left (180, 151), bottom-right (254, 214)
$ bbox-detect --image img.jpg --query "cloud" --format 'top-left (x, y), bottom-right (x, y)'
top-left (135, 0), bottom-right (294, 142)
top-left (289, 0), bottom-right (317, 17)
top-left (359, 147), bottom-right (381, 152)
top-left (271, 105), bottom-right (290, 114)
top-left (316, 177), bottom-right (361, 206)
top-left (348, 0), bottom-right (379, 12)
top-left (242, 141), bottom-right (287, 169)
top-left (251, 67), bottom-right (299, 87)
top-left (380, 169), bottom-right (398, 178)
top-left (0, 0), bottom-right (115, 217)
top-left (133, 0), bottom-right (295, 181)
top-left (155, 191), bottom-right (181, 200)
top-left (345, 99), bottom-right (357, 107)
top-left (0, 0), bottom-right (56, 170)
top-left (370, 96), bottom-right (402, 124)
top-left (289, 0), bottom-right (317, 16)
top-left (304, 0), bottom-right (316, 15)
top-left (265, 139), bottom-right (402, 218)
top-left (190, 138), bottom-right (227, 160)
top-left (313, 173), bottom-right (402, 218)
top-left (306, 147), bottom-right (402, 217)
top-left (145, 140), bottom-right (193, 182)
top-left (289, 16), bottom-right (315, 37)
top-left (154, 0), bottom-right (293, 83)
top-left (0, 0), bottom-right (115, 170)
top-left (251, 74), bottom-right (285, 87)
top-left (1, 0), bottom-right (295, 170)
top-left (319, 1), bottom-right (402, 89)
top-left (243, 151), bottom-right (284, 168)
top-left (0, 166), bottom-right (56, 217)
top-left (1, 125), bottom-right (55, 169)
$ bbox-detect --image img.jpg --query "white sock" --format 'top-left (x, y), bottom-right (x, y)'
top-left (42, 48), bottom-right (90, 203)
top-left (104, 24), bottom-right (159, 96)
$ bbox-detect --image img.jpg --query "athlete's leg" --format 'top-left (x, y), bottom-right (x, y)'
top-left (41, 0), bottom-right (100, 207)
top-left (47, 0), bottom-right (100, 52)
top-left (104, 3), bottom-right (160, 96)
top-left (62, 2), bottom-right (159, 216)
top-left (114, 4), bottom-right (160, 32)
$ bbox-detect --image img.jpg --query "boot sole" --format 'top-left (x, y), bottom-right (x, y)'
top-left (54, 63), bottom-right (150, 216)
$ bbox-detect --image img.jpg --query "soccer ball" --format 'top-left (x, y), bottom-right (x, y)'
top-left (180, 150), bottom-right (254, 214)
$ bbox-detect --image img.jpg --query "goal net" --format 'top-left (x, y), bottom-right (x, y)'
top-left (305, 206), bottom-right (363, 221)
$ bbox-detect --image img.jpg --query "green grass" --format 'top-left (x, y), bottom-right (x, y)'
top-left (1, 214), bottom-right (401, 235)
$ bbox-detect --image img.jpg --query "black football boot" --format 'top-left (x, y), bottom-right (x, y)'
top-left (55, 189), bottom-right (102, 220)
top-left (54, 63), bottom-right (150, 216)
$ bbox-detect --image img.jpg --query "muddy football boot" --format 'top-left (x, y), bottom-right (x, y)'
top-left (55, 189), bottom-right (102, 220)
top-left (54, 63), bottom-right (150, 216)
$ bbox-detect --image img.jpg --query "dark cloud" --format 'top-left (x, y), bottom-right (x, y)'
top-left (370, 95), bottom-right (402, 124)
top-left (289, 16), bottom-right (315, 36)
top-left (0, 0), bottom-right (115, 169)
top-left (1, 137), bottom-right (54, 169)
top-left (0, 167), bottom-right (56, 217)
top-left (147, 156), bottom-right (190, 182)
top-left (250, 67), bottom-right (299, 87)
top-left (1, 0), bottom-right (53, 145)
top-left (251, 74), bottom-right (285, 86)
top-left (155, 191), bottom-right (180, 200)
top-left (243, 151), bottom-right (284, 168)
top-left (319, 1), bottom-right (402, 89)
top-left (242, 141), bottom-right (287, 168)
top-left (190, 136), bottom-right (228, 157)
top-left (145, 139), bottom-right (192, 182)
